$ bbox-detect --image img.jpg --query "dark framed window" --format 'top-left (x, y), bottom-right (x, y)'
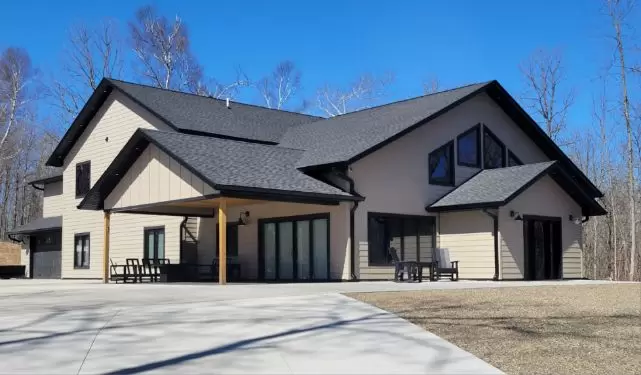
top-left (144, 227), bottom-right (165, 261)
top-left (508, 150), bottom-right (523, 167)
top-left (483, 127), bottom-right (505, 169)
top-left (367, 213), bottom-right (435, 266)
top-left (74, 233), bottom-right (90, 269)
top-left (216, 224), bottom-right (239, 257)
top-left (75, 161), bottom-right (91, 198)
top-left (429, 141), bottom-right (454, 186)
top-left (457, 124), bottom-right (481, 168)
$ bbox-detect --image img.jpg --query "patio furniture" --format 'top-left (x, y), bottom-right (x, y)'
top-left (212, 257), bottom-right (241, 282)
top-left (417, 261), bottom-right (437, 282)
top-left (142, 258), bottom-right (171, 282)
top-left (110, 259), bottom-right (138, 283)
top-left (389, 247), bottom-right (419, 282)
top-left (0, 265), bottom-right (25, 279)
top-left (434, 248), bottom-right (459, 281)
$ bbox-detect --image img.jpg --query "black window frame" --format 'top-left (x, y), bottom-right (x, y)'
top-left (507, 150), bottom-right (523, 167)
top-left (75, 161), bottom-right (91, 198)
top-left (144, 226), bottom-right (165, 261)
top-left (483, 126), bottom-right (506, 169)
top-left (216, 223), bottom-right (239, 257)
top-left (74, 233), bottom-right (90, 269)
top-left (367, 213), bottom-right (436, 267)
top-left (456, 124), bottom-right (481, 168)
top-left (429, 140), bottom-right (455, 186)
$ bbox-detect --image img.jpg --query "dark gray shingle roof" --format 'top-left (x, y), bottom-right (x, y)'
top-left (279, 82), bottom-right (491, 168)
top-left (428, 162), bottom-right (556, 210)
top-left (28, 167), bottom-right (63, 185)
top-left (142, 130), bottom-right (354, 198)
top-left (110, 79), bottom-right (319, 143)
top-left (9, 216), bottom-right (62, 235)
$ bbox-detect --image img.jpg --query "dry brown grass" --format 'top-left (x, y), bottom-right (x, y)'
top-left (349, 284), bottom-right (641, 375)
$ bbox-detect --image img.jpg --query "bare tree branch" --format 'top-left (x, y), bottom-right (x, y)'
top-left (316, 73), bottom-right (394, 117)
top-left (255, 61), bottom-right (302, 110)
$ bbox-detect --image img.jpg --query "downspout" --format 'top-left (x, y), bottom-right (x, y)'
top-left (180, 216), bottom-right (188, 263)
top-left (334, 169), bottom-right (360, 281)
top-left (30, 183), bottom-right (44, 192)
top-left (482, 208), bottom-right (500, 281)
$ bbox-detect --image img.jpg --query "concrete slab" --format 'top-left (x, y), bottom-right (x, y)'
top-left (0, 280), bottom-right (621, 374)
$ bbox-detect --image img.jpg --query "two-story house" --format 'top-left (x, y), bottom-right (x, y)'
top-left (10, 79), bottom-right (605, 282)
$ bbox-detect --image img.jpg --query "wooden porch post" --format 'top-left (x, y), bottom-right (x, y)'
top-left (218, 199), bottom-right (227, 285)
top-left (103, 211), bottom-right (111, 284)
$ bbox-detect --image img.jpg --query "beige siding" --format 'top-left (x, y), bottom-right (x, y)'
top-left (60, 91), bottom-right (183, 278)
top-left (499, 175), bottom-right (583, 279)
top-left (105, 144), bottom-right (216, 209)
top-left (439, 211), bottom-right (495, 279)
top-left (351, 93), bottom-right (548, 279)
top-left (197, 202), bottom-right (350, 280)
top-left (43, 181), bottom-right (64, 217)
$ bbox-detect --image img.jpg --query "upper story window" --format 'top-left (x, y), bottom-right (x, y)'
top-left (75, 161), bottom-right (91, 198)
top-left (507, 150), bottom-right (523, 167)
top-left (429, 141), bottom-right (454, 186)
top-left (457, 125), bottom-right (481, 168)
top-left (483, 127), bottom-right (505, 169)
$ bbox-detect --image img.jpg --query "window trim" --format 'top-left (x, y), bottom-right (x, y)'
top-left (429, 140), bottom-right (455, 186)
top-left (75, 161), bottom-right (91, 199)
top-left (143, 226), bottom-right (166, 261)
top-left (456, 124), bottom-right (481, 168)
top-left (73, 233), bottom-right (90, 269)
top-left (507, 149), bottom-right (523, 167)
top-left (367, 212), bottom-right (436, 267)
top-left (482, 126), bottom-right (506, 169)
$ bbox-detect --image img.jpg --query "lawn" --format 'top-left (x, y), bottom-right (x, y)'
top-left (348, 284), bottom-right (641, 375)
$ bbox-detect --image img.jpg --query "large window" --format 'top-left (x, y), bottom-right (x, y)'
top-left (429, 141), bottom-right (454, 186)
top-left (74, 233), bottom-right (90, 269)
top-left (507, 150), bottom-right (523, 167)
top-left (483, 127), bottom-right (505, 169)
top-left (368, 213), bottom-right (435, 266)
top-left (144, 227), bottom-right (165, 261)
top-left (457, 125), bottom-right (481, 168)
top-left (75, 161), bottom-right (91, 198)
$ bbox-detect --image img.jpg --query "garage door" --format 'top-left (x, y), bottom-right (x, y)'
top-left (30, 231), bottom-right (61, 279)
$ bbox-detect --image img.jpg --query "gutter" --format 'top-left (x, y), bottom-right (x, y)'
top-left (8, 233), bottom-right (24, 244)
top-left (334, 168), bottom-right (360, 281)
top-left (482, 209), bottom-right (500, 281)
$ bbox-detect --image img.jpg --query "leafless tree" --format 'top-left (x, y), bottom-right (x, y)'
top-left (129, 5), bottom-right (203, 92)
top-left (50, 20), bottom-right (123, 124)
top-left (607, 0), bottom-right (636, 281)
top-left (0, 48), bottom-right (33, 158)
top-left (190, 67), bottom-right (251, 99)
top-left (256, 61), bottom-right (301, 110)
top-left (316, 73), bottom-right (394, 117)
top-left (520, 49), bottom-right (575, 145)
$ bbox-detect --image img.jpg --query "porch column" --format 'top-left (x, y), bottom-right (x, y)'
top-left (218, 199), bottom-right (227, 285)
top-left (103, 211), bottom-right (111, 284)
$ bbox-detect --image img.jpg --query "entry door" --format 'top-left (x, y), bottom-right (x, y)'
top-left (260, 215), bottom-right (329, 281)
top-left (524, 218), bottom-right (562, 280)
top-left (30, 231), bottom-right (61, 279)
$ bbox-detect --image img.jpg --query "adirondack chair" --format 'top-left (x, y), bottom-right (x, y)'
top-left (434, 248), bottom-right (459, 281)
top-left (388, 247), bottom-right (419, 282)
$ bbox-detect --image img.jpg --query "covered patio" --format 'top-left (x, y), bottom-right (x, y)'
top-left (78, 129), bottom-right (360, 284)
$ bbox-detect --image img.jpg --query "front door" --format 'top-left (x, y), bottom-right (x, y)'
top-left (260, 214), bottom-right (329, 281)
top-left (523, 217), bottom-right (562, 280)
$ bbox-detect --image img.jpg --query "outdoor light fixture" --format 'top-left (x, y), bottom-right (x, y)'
top-left (237, 211), bottom-right (250, 226)
top-left (569, 214), bottom-right (582, 225)
top-left (510, 210), bottom-right (523, 221)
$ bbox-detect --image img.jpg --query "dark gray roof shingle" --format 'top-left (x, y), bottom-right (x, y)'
top-left (428, 162), bottom-right (556, 210)
top-left (28, 167), bottom-right (63, 185)
top-left (279, 82), bottom-right (491, 168)
top-left (142, 130), bottom-right (354, 198)
top-left (110, 79), bottom-right (320, 143)
top-left (9, 216), bottom-right (62, 234)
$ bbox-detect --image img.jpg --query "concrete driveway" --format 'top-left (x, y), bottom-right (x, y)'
top-left (2, 280), bottom-right (604, 374)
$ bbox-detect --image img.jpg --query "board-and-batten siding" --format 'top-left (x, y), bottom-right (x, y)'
top-left (105, 144), bottom-right (216, 209)
top-left (61, 91), bottom-right (182, 278)
top-left (439, 211), bottom-right (495, 279)
top-left (499, 175), bottom-right (583, 279)
top-left (351, 92), bottom-right (548, 280)
top-left (43, 181), bottom-right (64, 217)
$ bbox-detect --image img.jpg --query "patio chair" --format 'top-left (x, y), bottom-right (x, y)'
top-left (125, 258), bottom-right (148, 283)
top-left (434, 248), bottom-right (459, 281)
top-left (110, 259), bottom-right (125, 283)
top-left (388, 247), bottom-right (419, 282)
top-left (142, 259), bottom-right (160, 282)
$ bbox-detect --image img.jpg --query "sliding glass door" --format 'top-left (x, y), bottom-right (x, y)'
top-left (260, 214), bottom-right (330, 281)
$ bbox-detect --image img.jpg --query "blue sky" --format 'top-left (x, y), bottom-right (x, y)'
top-left (0, 0), bottom-right (623, 128)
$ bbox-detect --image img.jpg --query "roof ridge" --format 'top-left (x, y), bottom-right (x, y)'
top-left (321, 80), bottom-right (495, 120)
top-left (141, 128), bottom-right (308, 152)
top-left (106, 78), bottom-right (322, 120)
